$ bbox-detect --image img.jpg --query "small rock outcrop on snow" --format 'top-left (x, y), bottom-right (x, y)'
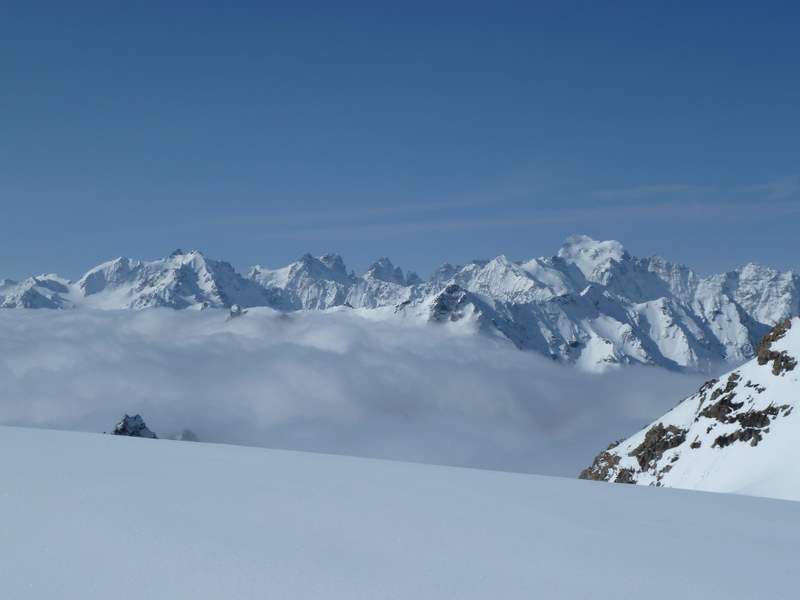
top-left (2, 235), bottom-right (799, 373)
top-left (580, 318), bottom-right (800, 499)
top-left (112, 414), bottom-right (158, 439)
top-left (227, 304), bottom-right (248, 320)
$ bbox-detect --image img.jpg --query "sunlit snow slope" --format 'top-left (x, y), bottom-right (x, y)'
top-left (581, 318), bottom-right (800, 500)
top-left (1, 426), bottom-right (798, 600)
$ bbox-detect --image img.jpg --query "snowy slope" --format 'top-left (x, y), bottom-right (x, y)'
top-left (581, 318), bottom-right (800, 500)
top-left (2, 235), bottom-right (798, 372)
top-left (2, 425), bottom-right (799, 600)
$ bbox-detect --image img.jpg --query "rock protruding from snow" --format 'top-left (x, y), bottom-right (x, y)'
top-left (579, 318), bottom-right (800, 498)
top-left (112, 414), bottom-right (158, 439)
top-left (227, 304), bottom-right (248, 320)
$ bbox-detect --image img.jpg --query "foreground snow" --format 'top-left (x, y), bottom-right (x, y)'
top-left (1, 426), bottom-right (798, 599)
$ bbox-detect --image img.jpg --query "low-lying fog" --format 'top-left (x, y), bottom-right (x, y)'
top-left (0, 308), bottom-right (705, 476)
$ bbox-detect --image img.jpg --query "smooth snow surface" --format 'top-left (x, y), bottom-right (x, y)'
top-left (1, 426), bottom-right (798, 600)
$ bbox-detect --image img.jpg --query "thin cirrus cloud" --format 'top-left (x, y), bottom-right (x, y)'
top-left (741, 174), bottom-right (800, 200)
top-left (591, 183), bottom-right (715, 199)
top-left (260, 198), bottom-right (800, 240)
top-left (0, 308), bottom-right (704, 477)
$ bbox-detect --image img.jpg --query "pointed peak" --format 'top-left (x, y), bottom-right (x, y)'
top-left (488, 254), bottom-right (514, 267)
top-left (319, 253), bottom-right (347, 275)
top-left (369, 257), bottom-right (395, 269)
top-left (558, 234), bottom-right (627, 256)
top-left (169, 249), bottom-right (203, 260)
top-left (557, 235), bottom-right (629, 277)
top-left (366, 257), bottom-right (408, 285)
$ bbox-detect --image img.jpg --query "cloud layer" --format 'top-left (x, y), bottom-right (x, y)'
top-left (0, 308), bottom-right (705, 476)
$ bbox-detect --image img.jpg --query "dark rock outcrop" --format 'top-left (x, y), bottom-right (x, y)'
top-left (756, 319), bottom-right (797, 375)
top-left (112, 414), bottom-right (157, 439)
top-left (579, 440), bottom-right (623, 481)
top-left (628, 423), bottom-right (687, 471)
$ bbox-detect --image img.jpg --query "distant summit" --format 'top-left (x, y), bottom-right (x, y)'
top-left (2, 235), bottom-right (799, 373)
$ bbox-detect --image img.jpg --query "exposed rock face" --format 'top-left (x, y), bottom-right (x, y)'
top-left (429, 284), bottom-right (473, 323)
top-left (579, 441), bottom-right (627, 482)
top-left (112, 414), bottom-right (158, 439)
top-left (628, 424), bottom-right (687, 471)
top-left (579, 318), bottom-right (800, 495)
top-left (756, 319), bottom-right (798, 375)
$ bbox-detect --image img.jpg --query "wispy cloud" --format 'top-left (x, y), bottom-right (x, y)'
top-left (259, 199), bottom-right (800, 240)
top-left (592, 183), bottom-right (714, 199)
top-left (742, 174), bottom-right (800, 200)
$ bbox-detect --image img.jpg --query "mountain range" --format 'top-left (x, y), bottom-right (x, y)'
top-left (580, 317), bottom-right (800, 500)
top-left (2, 234), bottom-right (798, 373)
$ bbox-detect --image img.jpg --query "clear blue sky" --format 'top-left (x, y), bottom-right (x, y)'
top-left (2, 1), bottom-right (799, 279)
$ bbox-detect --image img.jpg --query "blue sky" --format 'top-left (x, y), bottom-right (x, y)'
top-left (1, 1), bottom-right (799, 279)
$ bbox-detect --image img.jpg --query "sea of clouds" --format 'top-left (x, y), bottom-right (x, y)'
top-left (0, 308), bottom-right (706, 476)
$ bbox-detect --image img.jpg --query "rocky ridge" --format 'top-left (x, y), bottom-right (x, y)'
top-left (580, 318), bottom-right (800, 498)
top-left (2, 235), bottom-right (799, 373)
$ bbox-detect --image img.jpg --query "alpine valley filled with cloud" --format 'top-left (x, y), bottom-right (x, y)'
top-left (4, 3), bottom-right (800, 598)
top-left (4, 235), bottom-right (796, 373)
top-left (4, 234), bottom-right (800, 500)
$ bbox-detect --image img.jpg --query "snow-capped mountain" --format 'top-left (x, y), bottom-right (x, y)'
top-left (249, 254), bottom-right (420, 310)
top-left (580, 318), bottom-right (800, 500)
top-left (1, 235), bottom-right (798, 373)
top-left (75, 249), bottom-right (283, 310)
top-left (0, 274), bottom-right (73, 309)
top-left (0, 250), bottom-right (280, 311)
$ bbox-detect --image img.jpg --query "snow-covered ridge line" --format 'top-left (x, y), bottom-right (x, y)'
top-left (580, 317), bottom-right (800, 500)
top-left (2, 234), bottom-right (799, 373)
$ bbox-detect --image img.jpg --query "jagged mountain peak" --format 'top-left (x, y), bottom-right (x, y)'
top-left (363, 257), bottom-right (420, 287)
top-left (3, 238), bottom-right (799, 375)
top-left (319, 253), bottom-right (348, 276)
top-left (557, 234), bottom-right (630, 279)
top-left (428, 263), bottom-right (461, 287)
top-left (364, 257), bottom-right (405, 283)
